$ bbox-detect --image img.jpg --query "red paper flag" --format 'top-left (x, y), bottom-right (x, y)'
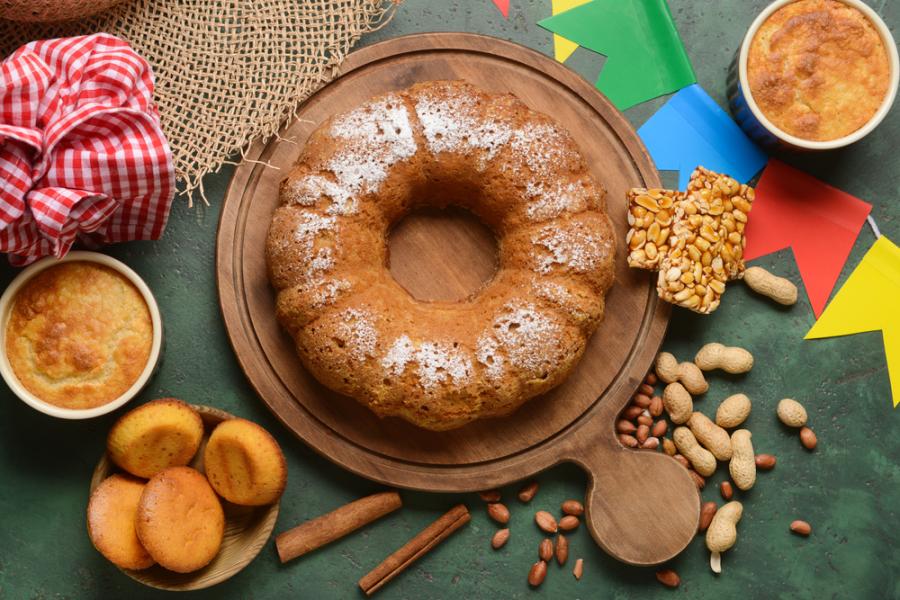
top-left (492, 0), bottom-right (510, 18)
top-left (743, 160), bottom-right (872, 317)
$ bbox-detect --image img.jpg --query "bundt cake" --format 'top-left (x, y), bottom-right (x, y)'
top-left (266, 80), bottom-right (616, 431)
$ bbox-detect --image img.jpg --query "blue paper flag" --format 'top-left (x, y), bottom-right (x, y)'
top-left (638, 84), bottom-right (768, 189)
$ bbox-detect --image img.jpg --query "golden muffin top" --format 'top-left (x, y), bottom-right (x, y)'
top-left (6, 261), bottom-right (153, 409)
top-left (748, 0), bottom-right (891, 141)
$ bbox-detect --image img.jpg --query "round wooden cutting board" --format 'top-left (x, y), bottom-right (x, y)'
top-left (217, 33), bottom-right (698, 565)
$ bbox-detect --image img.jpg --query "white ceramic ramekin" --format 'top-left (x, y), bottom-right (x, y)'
top-left (0, 251), bottom-right (163, 419)
top-left (728, 0), bottom-right (899, 151)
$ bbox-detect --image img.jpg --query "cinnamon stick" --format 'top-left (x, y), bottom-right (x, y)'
top-left (358, 504), bottom-right (470, 596)
top-left (276, 491), bottom-right (402, 563)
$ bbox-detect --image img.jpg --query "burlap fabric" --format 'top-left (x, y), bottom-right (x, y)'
top-left (0, 0), bottom-right (397, 202)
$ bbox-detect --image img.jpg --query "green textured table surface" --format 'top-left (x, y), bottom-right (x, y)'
top-left (1, 1), bottom-right (899, 598)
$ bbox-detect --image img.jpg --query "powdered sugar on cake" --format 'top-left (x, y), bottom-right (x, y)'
top-left (382, 335), bottom-right (472, 391)
top-left (334, 308), bottom-right (378, 362)
top-left (508, 123), bottom-right (576, 177)
top-left (531, 224), bottom-right (610, 274)
top-left (482, 303), bottom-right (561, 375)
top-left (415, 91), bottom-right (591, 222)
top-left (475, 334), bottom-right (506, 381)
top-left (293, 211), bottom-right (337, 276)
top-left (306, 278), bottom-right (351, 308)
top-left (415, 93), bottom-right (512, 169)
top-left (287, 94), bottom-right (416, 215)
top-left (525, 180), bottom-right (586, 221)
top-left (533, 281), bottom-right (589, 321)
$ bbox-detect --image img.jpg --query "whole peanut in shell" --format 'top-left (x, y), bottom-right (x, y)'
top-left (716, 393), bottom-right (752, 429)
top-left (743, 266), bottom-right (798, 306)
top-left (706, 501), bottom-right (743, 553)
top-left (678, 361), bottom-right (709, 395)
top-left (729, 429), bottom-right (756, 491)
top-left (673, 426), bottom-right (717, 477)
top-left (663, 383), bottom-right (693, 424)
top-left (655, 352), bottom-right (709, 394)
top-left (655, 352), bottom-right (680, 383)
top-left (688, 412), bottom-right (733, 461)
top-left (694, 343), bottom-right (753, 374)
top-left (777, 399), bottom-right (808, 428)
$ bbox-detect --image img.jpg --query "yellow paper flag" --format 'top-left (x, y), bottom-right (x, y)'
top-left (806, 236), bottom-right (900, 406)
top-left (552, 0), bottom-right (591, 63)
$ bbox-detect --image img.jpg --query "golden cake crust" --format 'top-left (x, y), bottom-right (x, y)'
top-left (748, 0), bottom-right (891, 141)
top-left (266, 80), bottom-right (616, 431)
top-left (204, 418), bottom-right (287, 506)
top-left (6, 262), bottom-right (152, 409)
top-left (136, 467), bottom-right (224, 573)
top-left (87, 474), bottom-right (155, 571)
top-left (107, 398), bottom-right (205, 478)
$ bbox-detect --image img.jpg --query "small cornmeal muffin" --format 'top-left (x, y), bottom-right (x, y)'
top-left (136, 467), bottom-right (224, 573)
top-left (107, 399), bottom-right (204, 479)
top-left (87, 474), bottom-right (155, 570)
top-left (204, 419), bottom-right (287, 506)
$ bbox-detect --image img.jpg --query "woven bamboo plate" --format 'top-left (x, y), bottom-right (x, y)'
top-left (88, 404), bottom-right (279, 591)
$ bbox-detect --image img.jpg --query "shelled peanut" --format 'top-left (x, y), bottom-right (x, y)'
top-left (478, 483), bottom-right (592, 587)
top-left (529, 500), bottom-right (588, 584)
top-left (617, 370), bottom-right (667, 450)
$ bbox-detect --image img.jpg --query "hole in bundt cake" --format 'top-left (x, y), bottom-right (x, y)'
top-left (388, 205), bottom-right (499, 303)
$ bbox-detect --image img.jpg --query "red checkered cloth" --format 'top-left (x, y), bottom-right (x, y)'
top-left (0, 33), bottom-right (174, 265)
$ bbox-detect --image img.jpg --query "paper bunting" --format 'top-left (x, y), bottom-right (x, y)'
top-left (538, 0), bottom-right (696, 109)
top-left (743, 160), bottom-right (872, 317)
top-left (806, 236), bottom-right (900, 406)
top-left (638, 84), bottom-right (768, 189)
top-left (551, 0), bottom-right (591, 63)
top-left (492, 0), bottom-right (510, 18)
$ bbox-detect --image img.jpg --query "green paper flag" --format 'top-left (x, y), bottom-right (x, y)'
top-left (538, 0), bottom-right (696, 110)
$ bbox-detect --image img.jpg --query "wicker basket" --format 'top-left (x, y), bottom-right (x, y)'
top-left (0, 0), bottom-right (125, 22)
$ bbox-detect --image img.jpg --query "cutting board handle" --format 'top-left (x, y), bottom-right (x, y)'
top-left (567, 435), bottom-right (700, 566)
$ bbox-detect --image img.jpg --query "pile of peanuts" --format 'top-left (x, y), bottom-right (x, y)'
top-left (615, 341), bottom-right (816, 586)
top-left (479, 482), bottom-right (586, 587)
top-left (627, 167), bottom-right (755, 314)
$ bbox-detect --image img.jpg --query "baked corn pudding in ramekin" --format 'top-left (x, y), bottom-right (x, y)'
top-left (0, 252), bottom-right (162, 419)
